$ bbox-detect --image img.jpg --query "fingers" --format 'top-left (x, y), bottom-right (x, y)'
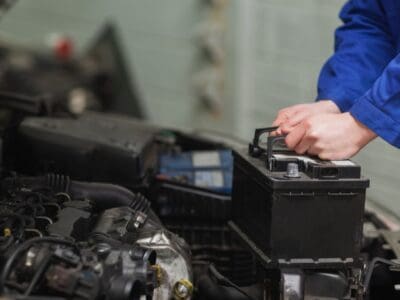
top-left (272, 113), bottom-right (288, 128)
top-left (318, 152), bottom-right (344, 160)
top-left (271, 108), bottom-right (293, 136)
top-left (307, 144), bottom-right (321, 156)
top-left (272, 106), bottom-right (300, 127)
top-left (294, 135), bottom-right (315, 154)
top-left (280, 124), bottom-right (296, 134)
top-left (269, 127), bottom-right (282, 137)
top-left (282, 110), bottom-right (309, 130)
top-left (280, 111), bottom-right (367, 160)
top-left (285, 123), bottom-right (306, 150)
top-left (273, 106), bottom-right (309, 135)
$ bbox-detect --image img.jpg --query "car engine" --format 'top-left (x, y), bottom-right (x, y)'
top-left (0, 173), bottom-right (192, 300)
top-left (0, 111), bottom-right (399, 300)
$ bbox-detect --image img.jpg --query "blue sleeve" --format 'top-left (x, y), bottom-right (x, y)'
top-left (350, 53), bottom-right (400, 148)
top-left (317, 0), bottom-right (395, 112)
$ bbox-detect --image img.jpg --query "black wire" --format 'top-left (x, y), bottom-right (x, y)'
top-left (363, 257), bottom-right (400, 294)
top-left (208, 263), bottom-right (257, 300)
top-left (0, 236), bottom-right (77, 294)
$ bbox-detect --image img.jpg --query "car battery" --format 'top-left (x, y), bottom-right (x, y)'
top-left (158, 150), bottom-right (233, 194)
top-left (229, 127), bottom-right (369, 268)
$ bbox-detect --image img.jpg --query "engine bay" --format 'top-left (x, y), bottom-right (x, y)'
top-left (0, 112), bottom-right (400, 300)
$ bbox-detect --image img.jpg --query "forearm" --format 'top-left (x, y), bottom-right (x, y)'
top-left (349, 54), bottom-right (400, 148)
top-left (317, 0), bottom-right (395, 112)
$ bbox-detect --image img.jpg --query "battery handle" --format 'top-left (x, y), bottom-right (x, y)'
top-left (266, 135), bottom-right (287, 171)
top-left (248, 126), bottom-right (279, 157)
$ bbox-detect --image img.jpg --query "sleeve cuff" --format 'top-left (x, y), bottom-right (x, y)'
top-left (349, 96), bottom-right (400, 148)
top-left (316, 90), bottom-right (355, 113)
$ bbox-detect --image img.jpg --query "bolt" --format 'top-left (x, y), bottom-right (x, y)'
top-left (93, 263), bottom-right (103, 274)
top-left (173, 279), bottom-right (193, 300)
top-left (285, 162), bottom-right (300, 178)
top-left (96, 243), bottom-right (111, 256)
top-left (177, 284), bottom-right (188, 295)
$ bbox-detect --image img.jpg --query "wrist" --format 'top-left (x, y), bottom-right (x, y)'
top-left (347, 113), bottom-right (377, 147)
top-left (318, 100), bottom-right (341, 114)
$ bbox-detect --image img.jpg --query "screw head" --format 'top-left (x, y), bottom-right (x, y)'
top-left (173, 279), bottom-right (193, 300)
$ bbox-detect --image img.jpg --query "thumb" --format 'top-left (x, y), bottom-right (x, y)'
top-left (280, 123), bottom-right (296, 134)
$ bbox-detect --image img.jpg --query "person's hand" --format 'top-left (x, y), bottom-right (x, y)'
top-left (284, 112), bottom-right (377, 160)
top-left (272, 100), bottom-right (340, 135)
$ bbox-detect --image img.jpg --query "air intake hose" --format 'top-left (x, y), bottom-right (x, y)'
top-left (3, 174), bottom-right (150, 212)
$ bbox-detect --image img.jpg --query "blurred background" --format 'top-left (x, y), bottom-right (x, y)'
top-left (0, 0), bottom-right (398, 217)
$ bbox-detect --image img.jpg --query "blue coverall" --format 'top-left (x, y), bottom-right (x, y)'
top-left (317, 0), bottom-right (400, 147)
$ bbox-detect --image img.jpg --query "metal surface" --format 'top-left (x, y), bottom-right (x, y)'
top-left (137, 231), bottom-right (193, 300)
top-left (282, 269), bottom-right (303, 300)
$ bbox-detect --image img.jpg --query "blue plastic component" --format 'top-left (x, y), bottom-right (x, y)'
top-left (158, 150), bottom-right (233, 194)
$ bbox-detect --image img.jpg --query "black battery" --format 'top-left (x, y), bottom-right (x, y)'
top-left (229, 127), bottom-right (369, 268)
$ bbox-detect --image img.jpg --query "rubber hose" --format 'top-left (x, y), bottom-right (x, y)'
top-left (3, 174), bottom-right (150, 213)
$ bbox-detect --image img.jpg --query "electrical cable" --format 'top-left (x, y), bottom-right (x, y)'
top-left (208, 264), bottom-right (257, 300)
